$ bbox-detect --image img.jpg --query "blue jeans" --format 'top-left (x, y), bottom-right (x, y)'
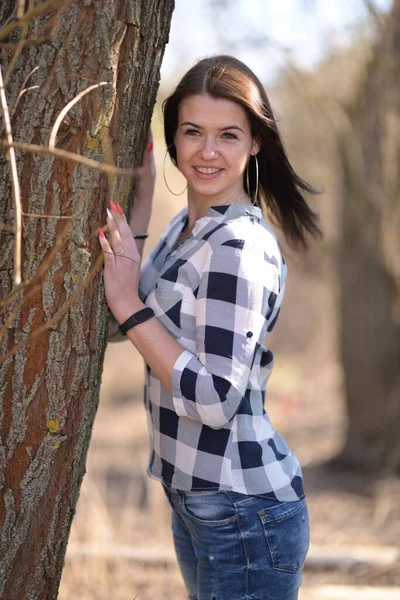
top-left (163, 486), bottom-right (310, 600)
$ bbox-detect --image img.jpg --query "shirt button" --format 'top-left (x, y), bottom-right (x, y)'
top-left (231, 516), bottom-right (237, 523)
top-left (246, 331), bottom-right (253, 338)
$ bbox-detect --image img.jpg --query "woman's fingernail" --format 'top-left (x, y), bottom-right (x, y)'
top-left (98, 226), bottom-right (105, 238)
top-left (110, 199), bottom-right (117, 212)
top-left (106, 208), bottom-right (114, 221)
top-left (116, 203), bottom-right (124, 215)
top-left (146, 142), bottom-right (153, 153)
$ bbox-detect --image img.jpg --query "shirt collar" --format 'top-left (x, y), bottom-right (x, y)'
top-left (205, 203), bottom-right (262, 219)
top-left (187, 203), bottom-right (262, 238)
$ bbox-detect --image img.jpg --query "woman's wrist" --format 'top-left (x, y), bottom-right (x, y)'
top-left (129, 197), bottom-right (153, 228)
top-left (113, 299), bottom-right (146, 325)
top-left (131, 195), bottom-right (154, 213)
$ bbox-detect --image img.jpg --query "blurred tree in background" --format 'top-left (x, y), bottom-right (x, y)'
top-left (336, 0), bottom-right (400, 473)
top-left (0, 1), bottom-right (174, 598)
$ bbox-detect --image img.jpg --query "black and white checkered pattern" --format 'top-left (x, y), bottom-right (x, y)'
top-left (139, 204), bottom-right (304, 500)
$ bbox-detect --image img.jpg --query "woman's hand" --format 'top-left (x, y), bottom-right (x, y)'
top-left (98, 201), bottom-right (145, 325)
top-left (127, 129), bottom-right (155, 258)
top-left (134, 128), bottom-right (156, 205)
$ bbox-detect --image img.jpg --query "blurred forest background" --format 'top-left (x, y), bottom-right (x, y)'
top-left (52, 0), bottom-right (398, 597)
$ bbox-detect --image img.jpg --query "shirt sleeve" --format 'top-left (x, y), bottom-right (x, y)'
top-left (171, 239), bottom-right (281, 429)
top-left (139, 208), bottom-right (188, 302)
top-left (107, 238), bottom-right (172, 342)
top-left (108, 209), bottom-right (187, 342)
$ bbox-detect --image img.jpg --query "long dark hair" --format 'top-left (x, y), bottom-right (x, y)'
top-left (162, 55), bottom-right (322, 250)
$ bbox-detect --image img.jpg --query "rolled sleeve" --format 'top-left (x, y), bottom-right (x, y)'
top-left (172, 350), bottom-right (193, 417)
top-left (171, 242), bottom-right (279, 429)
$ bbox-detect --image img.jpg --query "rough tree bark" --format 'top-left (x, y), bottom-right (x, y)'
top-left (335, 0), bottom-right (400, 472)
top-left (0, 1), bottom-right (174, 598)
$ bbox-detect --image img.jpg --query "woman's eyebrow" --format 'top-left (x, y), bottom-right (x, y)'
top-left (220, 125), bottom-right (244, 133)
top-left (180, 121), bottom-right (201, 128)
top-left (180, 121), bottom-right (244, 133)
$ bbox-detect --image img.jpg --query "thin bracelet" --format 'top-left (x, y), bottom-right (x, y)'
top-left (132, 233), bottom-right (149, 239)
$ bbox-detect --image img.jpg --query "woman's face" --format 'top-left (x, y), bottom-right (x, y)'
top-left (174, 94), bottom-right (259, 199)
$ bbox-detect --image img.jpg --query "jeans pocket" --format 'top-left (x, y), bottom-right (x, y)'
top-left (182, 491), bottom-right (237, 526)
top-left (257, 496), bottom-right (310, 573)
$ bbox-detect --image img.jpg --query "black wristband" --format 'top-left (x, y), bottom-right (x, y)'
top-left (133, 233), bottom-right (149, 239)
top-left (118, 307), bottom-right (155, 335)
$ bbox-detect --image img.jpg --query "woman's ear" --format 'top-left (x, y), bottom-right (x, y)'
top-left (251, 138), bottom-right (261, 156)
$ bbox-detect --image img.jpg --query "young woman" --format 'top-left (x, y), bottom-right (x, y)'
top-left (99, 55), bottom-right (321, 600)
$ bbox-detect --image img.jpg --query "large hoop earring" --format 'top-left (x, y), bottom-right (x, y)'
top-left (163, 145), bottom-right (187, 196)
top-left (246, 154), bottom-right (259, 205)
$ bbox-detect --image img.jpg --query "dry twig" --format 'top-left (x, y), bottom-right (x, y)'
top-left (0, 139), bottom-right (139, 178)
top-left (49, 82), bottom-right (109, 149)
top-left (0, 190), bottom-right (86, 323)
top-left (0, 0), bottom-right (68, 43)
top-left (22, 210), bottom-right (79, 219)
top-left (9, 66), bottom-right (40, 121)
top-left (100, 122), bottom-right (117, 195)
top-left (0, 66), bottom-right (22, 285)
top-left (0, 252), bottom-right (104, 364)
top-left (3, 10), bottom-right (30, 88)
top-left (0, 36), bottom-right (53, 50)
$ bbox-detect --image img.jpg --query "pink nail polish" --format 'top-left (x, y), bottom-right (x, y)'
top-left (146, 142), bottom-right (153, 153)
top-left (116, 203), bottom-right (124, 215)
top-left (110, 199), bottom-right (117, 212)
top-left (98, 226), bottom-right (105, 238)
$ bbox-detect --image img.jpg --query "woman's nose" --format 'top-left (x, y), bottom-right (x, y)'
top-left (199, 136), bottom-right (218, 160)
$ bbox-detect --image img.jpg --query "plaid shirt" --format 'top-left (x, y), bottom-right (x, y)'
top-left (136, 204), bottom-right (304, 500)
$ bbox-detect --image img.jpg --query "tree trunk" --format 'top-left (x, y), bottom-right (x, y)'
top-left (335, 0), bottom-right (400, 472)
top-left (0, 1), bottom-right (174, 598)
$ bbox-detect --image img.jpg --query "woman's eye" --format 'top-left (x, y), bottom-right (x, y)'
top-left (222, 132), bottom-right (238, 140)
top-left (184, 129), bottom-right (200, 136)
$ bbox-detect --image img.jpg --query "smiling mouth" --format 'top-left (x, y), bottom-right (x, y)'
top-left (194, 167), bottom-right (223, 174)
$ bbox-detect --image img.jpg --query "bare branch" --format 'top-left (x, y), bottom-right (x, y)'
top-left (49, 82), bottom-right (109, 149)
top-left (17, 0), bottom-right (27, 19)
top-left (0, 66), bottom-right (22, 285)
top-left (18, 65), bottom-right (39, 90)
top-left (3, 67), bottom-right (41, 137)
top-left (0, 35), bottom-right (53, 50)
top-left (10, 85), bottom-right (39, 118)
top-left (3, 18), bottom-right (29, 87)
top-left (22, 210), bottom-right (78, 219)
top-left (0, 217), bottom-right (71, 340)
top-left (0, 139), bottom-right (140, 178)
top-left (0, 188), bottom-right (90, 313)
top-left (0, 0), bottom-right (68, 42)
top-left (0, 252), bottom-right (105, 364)
top-left (0, 190), bottom-right (86, 340)
top-left (100, 124), bottom-right (117, 194)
